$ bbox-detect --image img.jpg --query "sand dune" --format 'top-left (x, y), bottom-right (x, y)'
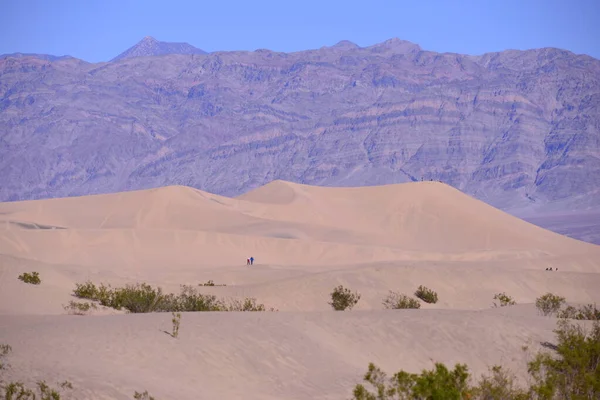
top-left (1, 180), bottom-right (599, 399)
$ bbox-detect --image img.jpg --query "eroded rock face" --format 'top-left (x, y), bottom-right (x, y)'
top-left (0, 40), bottom-right (598, 217)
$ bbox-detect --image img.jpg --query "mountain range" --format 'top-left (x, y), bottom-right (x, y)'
top-left (0, 37), bottom-right (599, 243)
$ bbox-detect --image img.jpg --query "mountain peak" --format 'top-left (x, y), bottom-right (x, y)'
top-left (368, 37), bottom-right (422, 53)
top-left (110, 37), bottom-right (206, 62)
top-left (331, 40), bottom-right (360, 50)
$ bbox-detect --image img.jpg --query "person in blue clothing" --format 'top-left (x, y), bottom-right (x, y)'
top-left (250, 256), bottom-right (254, 265)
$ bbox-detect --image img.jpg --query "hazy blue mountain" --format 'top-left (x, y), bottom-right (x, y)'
top-left (1, 38), bottom-right (599, 242)
top-left (111, 36), bottom-right (207, 61)
top-left (0, 53), bottom-right (73, 61)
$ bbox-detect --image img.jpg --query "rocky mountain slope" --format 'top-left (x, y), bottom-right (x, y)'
top-left (0, 38), bottom-right (599, 233)
top-left (111, 36), bottom-right (206, 61)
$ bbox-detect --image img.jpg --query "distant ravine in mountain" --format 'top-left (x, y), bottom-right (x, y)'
top-left (1, 37), bottom-right (599, 243)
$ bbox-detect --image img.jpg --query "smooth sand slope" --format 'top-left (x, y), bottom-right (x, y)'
top-left (1, 180), bottom-right (599, 399)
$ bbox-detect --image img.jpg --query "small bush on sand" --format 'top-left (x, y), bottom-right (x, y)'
top-left (382, 291), bottom-right (421, 309)
top-left (170, 285), bottom-right (224, 312)
top-left (63, 300), bottom-right (98, 316)
top-left (134, 390), bottom-right (156, 400)
top-left (225, 298), bottom-right (266, 311)
top-left (329, 285), bottom-right (361, 311)
top-left (535, 292), bottom-right (566, 316)
top-left (492, 292), bottom-right (517, 307)
top-left (414, 285), bottom-right (438, 304)
top-left (17, 272), bottom-right (41, 285)
top-left (0, 344), bottom-right (11, 370)
top-left (171, 312), bottom-right (181, 338)
top-left (558, 303), bottom-right (600, 321)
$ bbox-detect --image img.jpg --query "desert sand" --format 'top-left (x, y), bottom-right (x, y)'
top-left (1, 180), bottom-right (599, 399)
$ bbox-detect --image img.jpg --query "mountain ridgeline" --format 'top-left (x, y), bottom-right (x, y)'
top-left (0, 38), bottom-right (598, 224)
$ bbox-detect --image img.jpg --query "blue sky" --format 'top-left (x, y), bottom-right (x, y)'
top-left (1, 0), bottom-right (598, 62)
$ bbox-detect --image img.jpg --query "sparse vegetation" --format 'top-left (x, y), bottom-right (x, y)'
top-left (133, 390), bottom-right (156, 400)
top-left (171, 312), bottom-right (181, 338)
top-left (351, 319), bottom-right (600, 399)
top-left (0, 344), bottom-right (11, 371)
top-left (492, 292), bottom-right (517, 307)
top-left (557, 303), bottom-right (600, 320)
top-left (1, 344), bottom-right (73, 399)
top-left (382, 291), bottom-right (421, 309)
top-left (199, 280), bottom-right (226, 287)
top-left (329, 285), bottom-right (361, 311)
top-left (535, 292), bottom-right (566, 316)
top-left (414, 285), bottom-right (438, 304)
top-left (17, 271), bottom-right (41, 285)
top-left (63, 300), bottom-right (98, 315)
top-left (72, 281), bottom-right (272, 313)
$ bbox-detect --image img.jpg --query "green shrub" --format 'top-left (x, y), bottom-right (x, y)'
top-left (170, 285), bottom-right (224, 312)
top-left (382, 291), bottom-right (421, 309)
top-left (63, 300), bottom-right (98, 316)
top-left (535, 293), bottom-right (566, 316)
top-left (472, 365), bottom-right (529, 399)
top-left (17, 272), bottom-right (41, 285)
top-left (492, 292), bottom-right (517, 307)
top-left (353, 362), bottom-right (470, 400)
top-left (528, 319), bottom-right (600, 399)
top-left (329, 285), bottom-right (361, 311)
top-left (414, 285), bottom-right (438, 304)
top-left (557, 303), bottom-right (600, 320)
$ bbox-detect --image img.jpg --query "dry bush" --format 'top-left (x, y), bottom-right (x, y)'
top-left (382, 291), bottom-right (421, 309)
top-left (63, 300), bottom-right (98, 316)
top-left (535, 293), bottom-right (566, 316)
top-left (492, 292), bottom-right (517, 307)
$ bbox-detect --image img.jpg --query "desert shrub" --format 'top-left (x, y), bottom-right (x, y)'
top-left (225, 297), bottom-right (266, 311)
top-left (0, 344), bottom-right (11, 370)
top-left (528, 319), bottom-right (600, 399)
top-left (492, 292), bottom-right (516, 307)
top-left (72, 281), bottom-right (99, 299)
top-left (111, 283), bottom-right (167, 313)
top-left (63, 300), bottom-right (98, 316)
top-left (199, 280), bottom-right (226, 287)
top-left (134, 390), bottom-right (155, 400)
top-left (557, 303), bottom-right (600, 321)
top-left (353, 362), bottom-right (471, 400)
top-left (382, 291), bottom-right (421, 310)
top-left (472, 365), bottom-right (529, 399)
top-left (329, 285), bottom-right (361, 311)
top-left (170, 285), bottom-right (224, 312)
top-left (535, 293), bottom-right (566, 316)
top-left (17, 271), bottom-right (41, 285)
top-left (414, 285), bottom-right (438, 304)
